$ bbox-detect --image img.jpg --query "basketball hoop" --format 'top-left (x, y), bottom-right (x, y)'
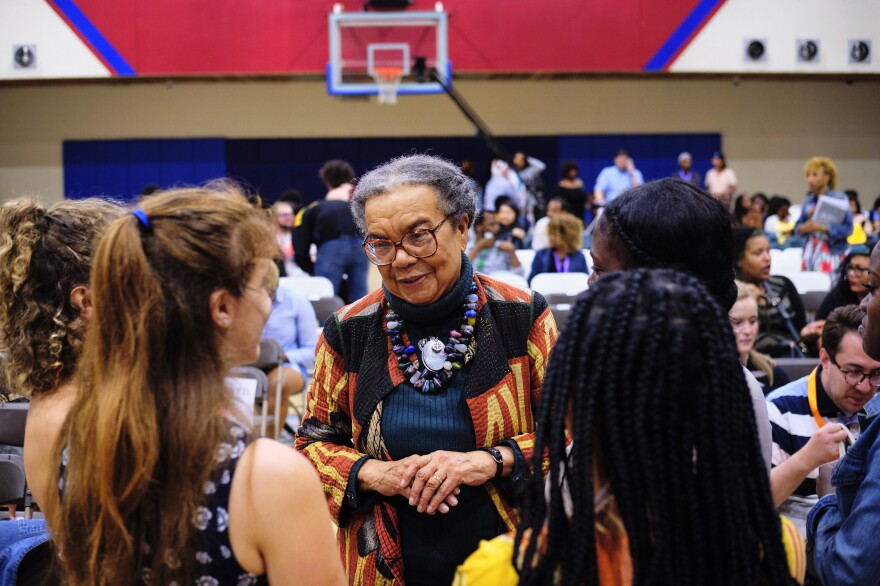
top-left (371, 66), bottom-right (403, 104)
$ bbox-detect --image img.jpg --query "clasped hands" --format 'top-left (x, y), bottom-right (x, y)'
top-left (357, 450), bottom-right (497, 515)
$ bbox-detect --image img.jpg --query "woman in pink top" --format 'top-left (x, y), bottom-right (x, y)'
top-left (705, 151), bottom-right (738, 209)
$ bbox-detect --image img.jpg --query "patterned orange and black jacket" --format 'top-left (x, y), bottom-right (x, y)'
top-left (295, 273), bottom-right (558, 585)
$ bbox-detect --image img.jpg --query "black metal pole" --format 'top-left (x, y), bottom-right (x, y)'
top-left (429, 68), bottom-right (512, 164)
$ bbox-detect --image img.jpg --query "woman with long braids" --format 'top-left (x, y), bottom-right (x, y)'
top-left (455, 270), bottom-right (802, 585)
top-left (518, 269), bottom-right (799, 584)
top-left (49, 185), bottom-right (344, 585)
top-left (587, 178), bottom-right (773, 468)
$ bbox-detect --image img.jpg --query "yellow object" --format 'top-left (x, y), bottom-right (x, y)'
top-left (780, 515), bottom-right (806, 583)
top-left (848, 221), bottom-right (867, 245)
top-left (454, 515), bottom-right (806, 585)
top-left (452, 534), bottom-right (518, 586)
top-left (776, 219), bottom-right (796, 244)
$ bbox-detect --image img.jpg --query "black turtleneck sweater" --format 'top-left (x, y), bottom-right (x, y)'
top-left (381, 255), bottom-right (500, 586)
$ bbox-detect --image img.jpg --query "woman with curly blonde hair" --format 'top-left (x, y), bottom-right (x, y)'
top-left (795, 156), bottom-right (852, 274)
top-left (0, 197), bottom-right (123, 510)
top-left (527, 213), bottom-right (588, 284)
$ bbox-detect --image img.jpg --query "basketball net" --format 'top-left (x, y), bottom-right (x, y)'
top-left (371, 66), bottom-right (403, 105)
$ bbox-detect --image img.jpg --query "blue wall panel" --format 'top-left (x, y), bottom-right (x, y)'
top-left (63, 138), bottom-right (227, 201)
top-left (63, 134), bottom-right (720, 205)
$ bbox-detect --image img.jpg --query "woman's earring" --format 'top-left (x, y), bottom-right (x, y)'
top-left (222, 318), bottom-right (230, 328)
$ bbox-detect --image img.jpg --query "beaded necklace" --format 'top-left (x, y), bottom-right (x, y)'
top-left (385, 282), bottom-right (478, 394)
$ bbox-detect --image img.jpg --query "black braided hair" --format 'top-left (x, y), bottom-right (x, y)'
top-left (516, 269), bottom-right (794, 586)
top-left (599, 178), bottom-right (738, 311)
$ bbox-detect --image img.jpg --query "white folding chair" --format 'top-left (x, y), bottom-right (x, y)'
top-left (786, 271), bottom-right (832, 294)
top-left (514, 249), bottom-right (536, 272)
top-left (773, 248), bottom-right (803, 276)
top-left (279, 276), bottom-right (335, 301)
top-left (488, 271), bottom-right (529, 289)
top-left (530, 272), bottom-right (590, 297)
top-left (769, 248), bottom-right (784, 266)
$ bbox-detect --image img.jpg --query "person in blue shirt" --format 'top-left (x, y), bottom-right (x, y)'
top-left (808, 241), bottom-right (880, 584)
top-left (260, 278), bottom-right (320, 434)
top-left (593, 149), bottom-right (644, 205)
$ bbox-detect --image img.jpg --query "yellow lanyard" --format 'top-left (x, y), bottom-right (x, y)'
top-left (807, 368), bottom-right (826, 429)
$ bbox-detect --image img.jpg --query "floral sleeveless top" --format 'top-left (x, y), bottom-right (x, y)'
top-left (60, 423), bottom-right (267, 586)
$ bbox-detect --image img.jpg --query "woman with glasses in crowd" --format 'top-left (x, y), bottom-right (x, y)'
top-left (296, 154), bottom-right (557, 586)
top-left (816, 245), bottom-right (872, 320)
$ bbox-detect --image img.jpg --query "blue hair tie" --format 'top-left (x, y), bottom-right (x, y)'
top-left (131, 209), bottom-right (151, 231)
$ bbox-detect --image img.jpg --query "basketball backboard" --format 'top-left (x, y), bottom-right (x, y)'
top-left (327, 7), bottom-right (450, 101)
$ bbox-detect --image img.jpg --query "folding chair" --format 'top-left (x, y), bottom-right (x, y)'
top-left (800, 290), bottom-right (827, 321)
top-left (279, 276), bottom-right (335, 301)
top-left (0, 402), bottom-right (28, 447)
top-left (774, 358), bottom-right (820, 381)
top-left (488, 271), bottom-right (529, 289)
top-left (514, 249), bottom-right (536, 272)
top-left (0, 454), bottom-right (27, 520)
top-left (530, 272), bottom-right (590, 297)
top-left (0, 402), bottom-right (33, 519)
top-left (310, 296), bottom-right (346, 327)
top-left (243, 339), bottom-right (288, 439)
top-left (786, 271), bottom-right (832, 294)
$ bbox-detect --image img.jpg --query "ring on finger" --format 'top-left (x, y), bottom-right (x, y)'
top-left (433, 474), bottom-right (444, 485)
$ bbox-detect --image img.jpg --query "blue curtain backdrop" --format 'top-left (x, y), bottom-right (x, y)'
top-left (64, 134), bottom-right (720, 203)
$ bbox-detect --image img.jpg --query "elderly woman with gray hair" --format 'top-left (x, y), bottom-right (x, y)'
top-left (296, 154), bottom-right (558, 586)
top-left (672, 151), bottom-right (702, 187)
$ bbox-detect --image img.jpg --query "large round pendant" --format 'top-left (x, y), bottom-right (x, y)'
top-left (418, 337), bottom-right (448, 372)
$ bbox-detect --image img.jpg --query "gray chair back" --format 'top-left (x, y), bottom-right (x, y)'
top-left (0, 402), bottom-right (29, 447)
top-left (0, 453), bottom-right (26, 504)
top-left (774, 358), bottom-right (820, 381)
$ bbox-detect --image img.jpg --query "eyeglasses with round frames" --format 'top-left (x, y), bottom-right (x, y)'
top-left (362, 217), bottom-right (449, 266)
top-left (830, 356), bottom-right (880, 387)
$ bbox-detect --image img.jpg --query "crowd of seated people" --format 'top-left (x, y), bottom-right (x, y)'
top-left (4, 150), bottom-right (880, 586)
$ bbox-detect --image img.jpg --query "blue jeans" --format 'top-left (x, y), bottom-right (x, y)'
top-left (315, 235), bottom-right (370, 304)
top-left (0, 519), bottom-right (50, 584)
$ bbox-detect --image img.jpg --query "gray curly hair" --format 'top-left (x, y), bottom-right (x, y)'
top-left (351, 154), bottom-right (477, 234)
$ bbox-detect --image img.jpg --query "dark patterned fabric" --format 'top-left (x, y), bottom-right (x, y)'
top-left (59, 423), bottom-right (266, 586)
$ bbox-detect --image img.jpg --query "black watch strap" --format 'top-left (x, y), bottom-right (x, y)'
top-left (480, 446), bottom-right (504, 479)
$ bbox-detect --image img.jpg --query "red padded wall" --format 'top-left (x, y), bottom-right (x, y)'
top-left (57, 0), bottom-right (707, 75)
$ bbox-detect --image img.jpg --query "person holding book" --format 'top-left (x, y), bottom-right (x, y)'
top-left (795, 157), bottom-right (852, 274)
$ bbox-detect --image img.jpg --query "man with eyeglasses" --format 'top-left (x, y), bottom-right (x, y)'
top-left (766, 304), bottom-right (880, 535)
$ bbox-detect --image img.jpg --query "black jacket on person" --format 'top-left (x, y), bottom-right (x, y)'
top-left (292, 200), bottom-right (360, 274)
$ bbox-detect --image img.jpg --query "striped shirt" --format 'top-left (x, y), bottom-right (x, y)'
top-left (766, 366), bottom-right (863, 531)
